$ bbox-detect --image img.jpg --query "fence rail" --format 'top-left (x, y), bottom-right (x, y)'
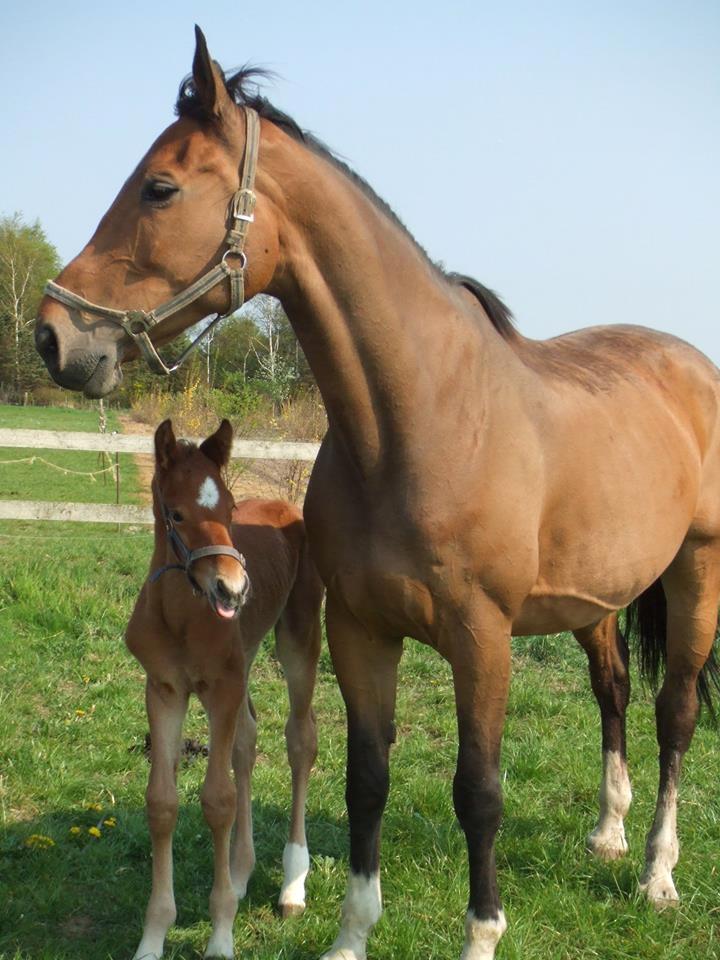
top-left (0, 427), bottom-right (320, 526)
top-left (0, 429), bottom-right (320, 462)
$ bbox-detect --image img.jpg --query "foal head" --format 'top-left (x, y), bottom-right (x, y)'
top-left (152, 418), bottom-right (249, 620)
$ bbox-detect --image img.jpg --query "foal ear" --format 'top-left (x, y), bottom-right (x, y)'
top-left (154, 419), bottom-right (177, 472)
top-left (192, 25), bottom-right (234, 122)
top-left (199, 419), bottom-right (233, 469)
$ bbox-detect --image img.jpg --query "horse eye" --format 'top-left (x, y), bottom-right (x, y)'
top-left (141, 180), bottom-right (179, 205)
top-left (170, 510), bottom-right (184, 523)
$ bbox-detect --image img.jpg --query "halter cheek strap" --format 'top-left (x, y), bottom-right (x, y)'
top-left (43, 107), bottom-right (261, 376)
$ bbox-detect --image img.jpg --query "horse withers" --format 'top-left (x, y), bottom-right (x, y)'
top-left (125, 418), bottom-right (323, 960)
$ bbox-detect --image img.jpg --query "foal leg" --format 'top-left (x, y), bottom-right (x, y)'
top-left (574, 614), bottom-right (632, 860)
top-left (200, 679), bottom-right (245, 959)
top-left (639, 539), bottom-right (720, 907)
top-left (133, 679), bottom-right (188, 960)
top-left (274, 603), bottom-right (321, 916)
top-left (443, 599), bottom-right (511, 960)
top-left (229, 690), bottom-right (257, 900)
top-left (321, 592), bottom-right (403, 960)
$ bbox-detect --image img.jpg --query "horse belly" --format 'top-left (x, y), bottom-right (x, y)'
top-left (514, 459), bottom-right (699, 635)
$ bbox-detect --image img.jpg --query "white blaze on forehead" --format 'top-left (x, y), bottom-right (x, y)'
top-left (197, 475), bottom-right (220, 509)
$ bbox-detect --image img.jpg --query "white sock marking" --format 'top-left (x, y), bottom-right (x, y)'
top-left (197, 476), bottom-right (220, 509)
top-left (321, 871), bottom-right (382, 960)
top-left (589, 750), bottom-right (631, 859)
top-left (640, 780), bottom-right (680, 904)
top-left (278, 842), bottom-right (310, 908)
top-left (460, 910), bottom-right (507, 960)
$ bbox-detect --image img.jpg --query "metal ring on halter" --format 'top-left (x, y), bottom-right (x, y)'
top-left (222, 249), bottom-right (248, 269)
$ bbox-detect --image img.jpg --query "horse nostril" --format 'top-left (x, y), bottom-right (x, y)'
top-left (35, 322), bottom-right (59, 363)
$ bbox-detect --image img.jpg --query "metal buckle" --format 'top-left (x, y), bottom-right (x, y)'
top-left (125, 311), bottom-right (154, 337)
top-left (231, 188), bottom-right (256, 223)
top-left (221, 249), bottom-right (248, 269)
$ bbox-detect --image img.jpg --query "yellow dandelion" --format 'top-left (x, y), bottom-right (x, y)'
top-left (82, 676), bottom-right (90, 684)
top-left (69, 826), bottom-right (82, 836)
top-left (86, 802), bottom-right (102, 812)
top-left (103, 817), bottom-right (117, 828)
top-left (25, 834), bottom-right (55, 849)
top-left (75, 708), bottom-right (86, 717)
top-left (88, 826), bottom-right (102, 839)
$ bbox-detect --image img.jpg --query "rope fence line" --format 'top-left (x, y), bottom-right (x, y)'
top-left (0, 455), bottom-right (118, 480)
top-left (0, 426), bottom-right (319, 526)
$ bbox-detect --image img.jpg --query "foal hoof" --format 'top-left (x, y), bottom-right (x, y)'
top-left (587, 827), bottom-right (628, 861)
top-left (279, 901), bottom-right (305, 919)
top-left (639, 874), bottom-right (680, 910)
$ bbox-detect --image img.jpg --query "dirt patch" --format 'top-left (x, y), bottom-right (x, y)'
top-left (117, 414), bottom-right (312, 504)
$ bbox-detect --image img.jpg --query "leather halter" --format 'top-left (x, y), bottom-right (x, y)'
top-left (43, 107), bottom-right (261, 376)
top-left (149, 498), bottom-right (246, 593)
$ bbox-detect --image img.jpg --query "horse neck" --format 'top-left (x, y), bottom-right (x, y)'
top-left (265, 137), bottom-right (510, 477)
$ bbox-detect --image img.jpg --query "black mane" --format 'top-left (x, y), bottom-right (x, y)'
top-left (176, 67), bottom-right (517, 342)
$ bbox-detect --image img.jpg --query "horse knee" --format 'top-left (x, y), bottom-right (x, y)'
top-left (146, 787), bottom-right (178, 833)
top-left (285, 710), bottom-right (318, 772)
top-left (346, 725), bottom-right (393, 825)
top-left (201, 782), bottom-right (237, 830)
top-left (453, 767), bottom-right (503, 838)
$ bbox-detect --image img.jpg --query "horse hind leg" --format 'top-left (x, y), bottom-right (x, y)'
top-left (639, 539), bottom-right (720, 907)
top-left (574, 613), bottom-right (632, 861)
top-left (273, 555), bottom-right (322, 917)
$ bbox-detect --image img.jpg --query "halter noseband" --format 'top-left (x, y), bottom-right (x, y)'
top-left (149, 498), bottom-right (246, 593)
top-left (43, 107), bottom-right (261, 376)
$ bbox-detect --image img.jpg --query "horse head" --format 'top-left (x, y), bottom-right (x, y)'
top-left (35, 26), bottom-right (281, 397)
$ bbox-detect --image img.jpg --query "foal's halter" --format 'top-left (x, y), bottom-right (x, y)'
top-left (43, 107), bottom-right (261, 376)
top-left (149, 498), bottom-right (246, 593)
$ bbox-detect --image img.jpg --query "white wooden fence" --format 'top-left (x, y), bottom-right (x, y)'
top-left (0, 428), bottom-right (320, 526)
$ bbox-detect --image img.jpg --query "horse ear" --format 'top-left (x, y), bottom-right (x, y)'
top-left (200, 419), bottom-right (233, 469)
top-left (192, 25), bottom-right (233, 122)
top-left (154, 419), bottom-right (177, 472)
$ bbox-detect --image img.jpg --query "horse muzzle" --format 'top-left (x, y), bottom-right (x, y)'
top-left (35, 310), bottom-right (122, 398)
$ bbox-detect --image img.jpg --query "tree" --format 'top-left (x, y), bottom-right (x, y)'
top-left (0, 214), bottom-right (62, 395)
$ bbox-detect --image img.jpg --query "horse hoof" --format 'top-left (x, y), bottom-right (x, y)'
top-left (280, 901), bottom-right (305, 918)
top-left (587, 828), bottom-right (628, 861)
top-left (639, 875), bottom-right (680, 909)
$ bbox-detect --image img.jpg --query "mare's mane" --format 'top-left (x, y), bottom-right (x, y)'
top-left (175, 66), bottom-right (518, 344)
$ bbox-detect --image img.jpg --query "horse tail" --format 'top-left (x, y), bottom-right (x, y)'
top-left (624, 578), bottom-right (720, 722)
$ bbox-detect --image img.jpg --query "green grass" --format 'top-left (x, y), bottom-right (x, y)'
top-left (0, 403), bottom-right (142, 509)
top-left (1, 409), bottom-right (719, 958)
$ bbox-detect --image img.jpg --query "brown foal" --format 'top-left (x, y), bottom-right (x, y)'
top-left (125, 419), bottom-right (323, 959)
top-left (37, 28), bottom-right (720, 960)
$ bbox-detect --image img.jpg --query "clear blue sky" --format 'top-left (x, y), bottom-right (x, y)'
top-left (2, 1), bottom-right (718, 360)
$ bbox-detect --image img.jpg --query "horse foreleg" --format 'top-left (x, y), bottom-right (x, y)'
top-left (229, 691), bottom-right (257, 900)
top-left (640, 539), bottom-right (720, 907)
top-left (200, 679), bottom-right (244, 959)
top-left (574, 614), bottom-right (632, 861)
top-left (443, 600), bottom-right (511, 960)
top-left (320, 592), bottom-right (403, 960)
top-left (274, 604), bottom-right (321, 916)
top-left (133, 678), bottom-right (188, 960)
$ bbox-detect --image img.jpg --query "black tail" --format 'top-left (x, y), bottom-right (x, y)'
top-left (624, 578), bottom-right (720, 721)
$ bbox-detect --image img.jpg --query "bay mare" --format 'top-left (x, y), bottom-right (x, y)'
top-left (125, 419), bottom-right (323, 959)
top-left (37, 28), bottom-right (720, 960)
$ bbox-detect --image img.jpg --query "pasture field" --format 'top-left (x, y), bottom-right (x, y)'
top-left (1, 409), bottom-right (719, 959)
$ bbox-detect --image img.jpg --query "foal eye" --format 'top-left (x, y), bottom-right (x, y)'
top-left (141, 180), bottom-right (179, 205)
top-left (170, 510), bottom-right (184, 523)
